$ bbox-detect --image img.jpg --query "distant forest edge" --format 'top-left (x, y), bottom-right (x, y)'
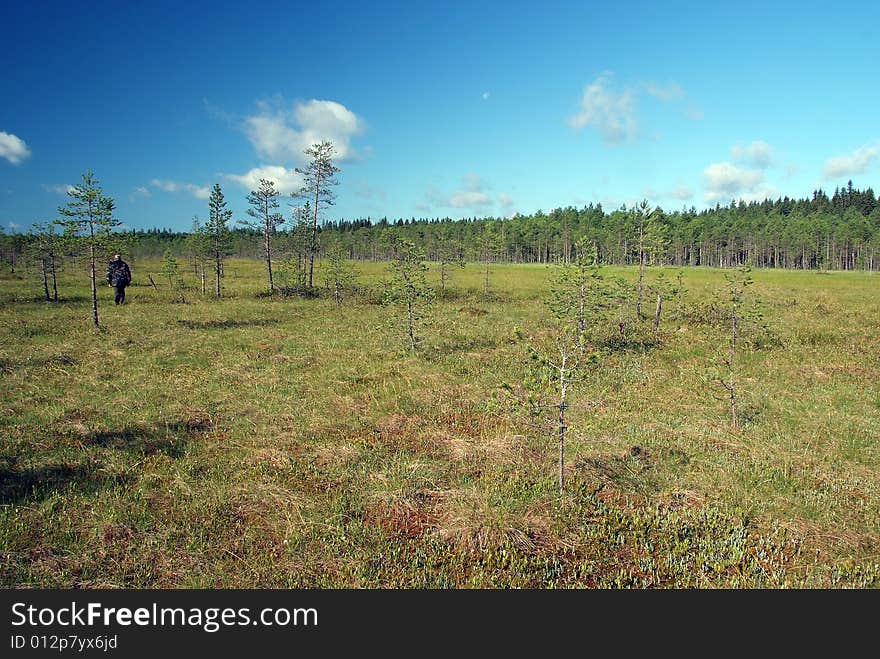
top-left (5, 182), bottom-right (880, 271)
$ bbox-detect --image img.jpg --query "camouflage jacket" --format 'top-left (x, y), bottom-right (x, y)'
top-left (107, 260), bottom-right (131, 287)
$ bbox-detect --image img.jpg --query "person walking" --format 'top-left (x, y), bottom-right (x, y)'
top-left (106, 254), bottom-right (132, 305)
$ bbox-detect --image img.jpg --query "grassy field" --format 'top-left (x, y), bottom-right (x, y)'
top-left (1, 258), bottom-right (878, 587)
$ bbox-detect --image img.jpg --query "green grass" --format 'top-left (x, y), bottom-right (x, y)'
top-left (1, 258), bottom-right (878, 587)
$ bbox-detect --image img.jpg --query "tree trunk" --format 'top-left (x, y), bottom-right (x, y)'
top-left (41, 258), bottom-right (50, 301)
top-left (265, 215), bottom-right (274, 294)
top-left (89, 240), bottom-right (98, 328)
top-left (214, 250), bottom-right (221, 297)
top-left (730, 309), bottom-right (738, 428)
top-left (407, 299), bottom-right (416, 350)
top-left (50, 254), bottom-right (58, 301)
top-left (310, 176), bottom-right (321, 289)
top-left (653, 294), bottom-right (662, 331)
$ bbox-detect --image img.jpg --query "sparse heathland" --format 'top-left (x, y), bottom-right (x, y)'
top-left (1, 259), bottom-right (878, 587)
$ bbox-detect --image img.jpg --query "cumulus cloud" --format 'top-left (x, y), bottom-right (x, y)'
top-left (243, 98), bottom-right (364, 164)
top-left (150, 179), bottom-right (210, 200)
top-left (0, 131), bottom-right (31, 165)
top-left (568, 72), bottom-right (638, 144)
top-left (41, 183), bottom-right (75, 195)
top-left (702, 162), bottom-right (767, 203)
top-left (224, 165), bottom-right (303, 195)
top-left (822, 142), bottom-right (879, 179)
top-left (426, 173), bottom-right (494, 210)
top-left (731, 140), bottom-right (773, 169)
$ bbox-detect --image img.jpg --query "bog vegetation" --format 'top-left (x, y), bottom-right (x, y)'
top-left (0, 161), bottom-right (878, 587)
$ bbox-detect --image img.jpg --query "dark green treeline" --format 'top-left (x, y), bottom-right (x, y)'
top-left (5, 183), bottom-right (879, 271)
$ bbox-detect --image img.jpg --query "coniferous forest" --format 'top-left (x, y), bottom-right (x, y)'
top-left (6, 182), bottom-right (876, 272)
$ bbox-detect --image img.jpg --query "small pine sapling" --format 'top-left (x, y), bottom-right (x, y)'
top-left (382, 232), bottom-right (434, 351)
top-left (323, 238), bottom-right (357, 305)
top-left (713, 263), bottom-right (764, 428)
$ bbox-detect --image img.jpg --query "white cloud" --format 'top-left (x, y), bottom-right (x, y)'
top-left (41, 183), bottom-right (75, 195)
top-left (569, 72), bottom-right (637, 144)
top-left (731, 140), bottom-right (773, 169)
top-left (243, 98), bottom-right (364, 163)
top-left (669, 185), bottom-right (694, 200)
top-left (447, 190), bottom-right (492, 208)
top-left (643, 184), bottom-right (694, 202)
top-left (702, 162), bottom-right (767, 203)
top-left (224, 165), bottom-right (303, 195)
top-left (149, 179), bottom-right (210, 200)
top-left (426, 173), bottom-right (494, 210)
top-left (643, 81), bottom-right (684, 102)
top-left (822, 142), bottom-right (879, 179)
top-left (0, 131), bottom-right (31, 165)
top-left (133, 186), bottom-right (151, 197)
top-left (8, 221), bottom-right (21, 230)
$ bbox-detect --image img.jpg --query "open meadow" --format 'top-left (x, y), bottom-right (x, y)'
top-left (1, 259), bottom-right (878, 587)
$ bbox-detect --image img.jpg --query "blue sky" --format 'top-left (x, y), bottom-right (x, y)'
top-left (1, 0), bottom-right (879, 232)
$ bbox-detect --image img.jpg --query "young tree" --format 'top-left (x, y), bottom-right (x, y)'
top-left (55, 170), bottom-right (120, 328)
top-left (206, 184), bottom-right (233, 297)
top-left (714, 263), bottom-right (762, 428)
top-left (383, 232), bottom-right (434, 351)
top-left (323, 238), bottom-right (357, 305)
top-left (632, 200), bottom-right (652, 318)
top-left (29, 222), bottom-right (61, 301)
top-left (547, 239), bottom-right (620, 351)
top-left (280, 200), bottom-right (312, 292)
top-left (244, 179), bottom-right (284, 294)
top-left (436, 225), bottom-right (465, 293)
top-left (478, 220), bottom-right (503, 295)
top-left (185, 216), bottom-right (210, 294)
top-left (160, 249), bottom-right (181, 288)
top-left (294, 141), bottom-right (340, 289)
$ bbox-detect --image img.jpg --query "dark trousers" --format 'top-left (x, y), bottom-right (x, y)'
top-left (114, 285), bottom-right (126, 305)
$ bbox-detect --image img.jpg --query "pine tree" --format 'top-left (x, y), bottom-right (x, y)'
top-left (29, 222), bottom-right (60, 301)
top-left (547, 238), bottom-right (617, 350)
top-left (714, 263), bottom-right (763, 428)
top-left (243, 179), bottom-right (284, 294)
top-left (323, 238), bottom-right (357, 305)
top-left (436, 225), bottom-right (465, 293)
top-left (205, 184), bottom-right (233, 298)
top-left (294, 141), bottom-right (340, 289)
top-left (382, 232), bottom-right (434, 351)
top-left (55, 170), bottom-right (120, 328)
top-left (160, 249), bottom-right (184, 291)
